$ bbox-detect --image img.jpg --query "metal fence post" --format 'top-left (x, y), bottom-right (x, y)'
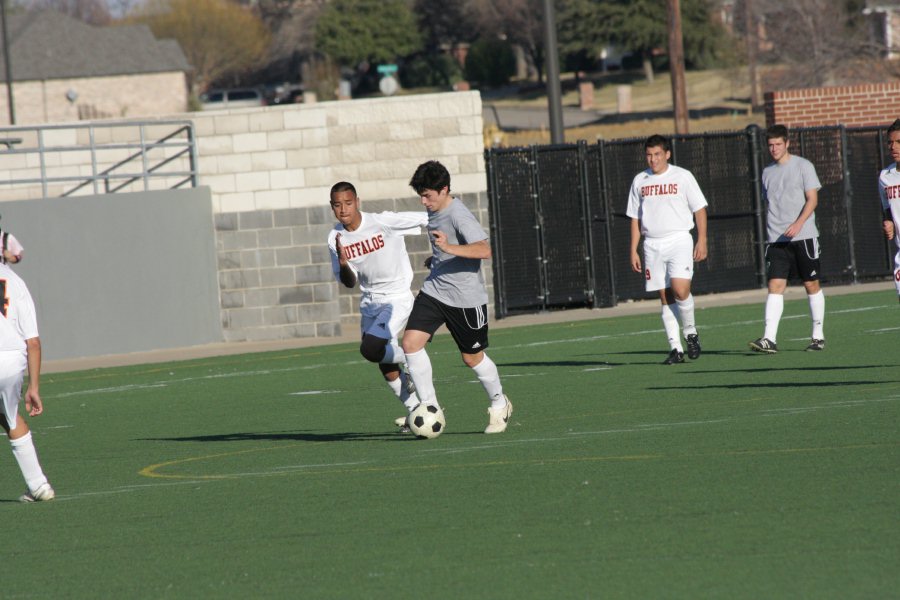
top-left (747, 125), bottom-right (766, 287)
top-left (485, 148), bottom-right (507, 318)
top-left (839, 126), bottom-right (859, 282)
top-left (576, 140), bottom-right (595, 304)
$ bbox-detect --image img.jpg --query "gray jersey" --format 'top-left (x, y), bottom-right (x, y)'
top-left (421, 197), bottom-right (489, 308)
top-left (762, 155), bottom-right (822, 243)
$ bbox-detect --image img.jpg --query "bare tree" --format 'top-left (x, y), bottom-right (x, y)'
top-left (751, 0), bottom-right (881, 89)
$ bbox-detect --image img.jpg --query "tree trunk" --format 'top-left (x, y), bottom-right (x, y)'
top-left (642, 51), bottom-right (654, 84)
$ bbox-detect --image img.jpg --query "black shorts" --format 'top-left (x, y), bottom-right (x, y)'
top-left (406, 292), bottom-right (489, 355)
top-left (765, 238), bottom-right (821, 282)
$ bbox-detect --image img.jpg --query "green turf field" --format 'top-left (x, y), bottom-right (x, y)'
top-left (2, 290), bottom-right (897, 598)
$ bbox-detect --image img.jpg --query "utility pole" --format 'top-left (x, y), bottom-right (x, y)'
top-left (543, 0), bottom-right (564, 144)
top-left (745, 0), bottom-right (760, 108)
top-left (1, 0), bottom-right (15, 125)
top-left (666, 0), bottom-right (688, 134)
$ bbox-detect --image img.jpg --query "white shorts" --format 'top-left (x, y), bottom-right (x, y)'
top-left (642, 232), bottom-right (694, 292)
top-left (359, 291), bottom-right (415, 341)
top-left (0, 355), bottom-right (25, 429)
top-left (893, 250), bottom-right (900, 295)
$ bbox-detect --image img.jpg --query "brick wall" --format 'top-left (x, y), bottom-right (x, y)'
top-left (764, 82), bottom-right (900, 128)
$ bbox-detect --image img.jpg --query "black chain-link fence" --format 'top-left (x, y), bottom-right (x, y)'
top-left (485, 125), bottom-right (895, 318)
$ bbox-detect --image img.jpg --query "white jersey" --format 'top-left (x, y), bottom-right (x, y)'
top-left (626, 164), bottom-right (708, 239)
top-left (0, 262), bottom-right (38, 361)
top-left (878, 162), bottom-right (900, 252)
top-left (327, 211), bottom-right (428, 297)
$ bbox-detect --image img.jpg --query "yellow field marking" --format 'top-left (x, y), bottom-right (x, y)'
top-left (139, 440), bottom-right (898, 481)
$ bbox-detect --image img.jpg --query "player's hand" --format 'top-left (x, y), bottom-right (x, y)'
top-left (884, 220), bottom-right (895, 240)
top-left (693, 239), bottom-right (708, 262)
top-left (630, 251), bottom-right (642, 273)
top-left (335, 233), bottom-right (349, 265)
top-left (424, 256), bottom-right (433, 269)
top-left (25, 389), bottom-right (42, 416)
top-left (784, 222), bottom-right (801, 239)
top-left (431, 230), bottom-right (449, 252)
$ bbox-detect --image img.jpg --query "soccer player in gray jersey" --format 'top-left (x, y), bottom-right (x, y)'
top-left (401, 161), bottom-right (512, 434)
top-left (749, 124), bottom-right (825, 354)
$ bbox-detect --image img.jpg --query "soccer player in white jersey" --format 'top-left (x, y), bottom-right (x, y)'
top-left (0, 261), bottom-right (54, 502)
top-left (627, 134), bottom-right (709, 365)
top-left (878, 118), bottom-right (900, 304)
top-left (327, 182), bottom-right (427, 428)
top-left (748, 124), bottom-right (825, 353)
top-left (401, 161), bottom-right (512, 434)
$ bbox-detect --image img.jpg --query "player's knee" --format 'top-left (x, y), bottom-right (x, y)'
top-left (359, 338), bottom-right (386, 363)
top-left (461, 351), bottom-right (483, 368)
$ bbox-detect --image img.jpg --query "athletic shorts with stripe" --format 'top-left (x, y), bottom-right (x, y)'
top-left (765, 238), bottom-right (821, 282)
top-left (405, 292), bottom-right (489, 354)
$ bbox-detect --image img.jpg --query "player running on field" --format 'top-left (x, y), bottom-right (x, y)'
top-left (327, 181), bottom-right (426, 429)
top-left (627, 134), bottom-right (709, 365)
top-left (0, 261), bottom-right (54, 502)
top-left (878, 118), bottom-right (900, 305)
top-left (401, 160), bottom-right (512, 434)
top-left (748, 124), bottom-right (825, 353)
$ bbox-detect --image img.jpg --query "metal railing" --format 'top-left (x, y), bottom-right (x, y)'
top-left (0, 120), bottom-right (198, 199)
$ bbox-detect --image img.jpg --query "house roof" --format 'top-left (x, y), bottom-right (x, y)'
top-left (0, 11), bottom-right (191, 82)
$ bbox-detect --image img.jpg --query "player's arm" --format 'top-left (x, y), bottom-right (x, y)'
top-left (883, 207), bottom-right (894, 240)
top-left (693, 207), bottom-right (708, 262)
top-left (334, 233), bottom-right (357, 288)
top-left (24, 337), bottom-right (42, 416)
top-left (785, 188), bottom-right (818, 238)
top-left (629, 218), bottom-right (642, 273)
top-left (431, 231), bottom-right (491, 259)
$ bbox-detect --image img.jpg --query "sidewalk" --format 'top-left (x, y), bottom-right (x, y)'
top-left (43, 281), bottom-right (895, 374)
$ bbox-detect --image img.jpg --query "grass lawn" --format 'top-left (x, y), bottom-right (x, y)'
top-left (1, 289), bottom-right (897, 598)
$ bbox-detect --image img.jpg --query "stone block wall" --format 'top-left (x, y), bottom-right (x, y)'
top-left (214, 192), bottom-right (493, 342)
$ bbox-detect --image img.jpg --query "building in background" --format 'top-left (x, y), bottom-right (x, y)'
top-left (0, 11), bottom-right (191, 125)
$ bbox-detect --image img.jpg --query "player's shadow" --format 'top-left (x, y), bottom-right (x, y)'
top-left (140, 431), bottom-right (410, 443)
top-left (687, 364), bottom-right (893, 375)
top-left (499, 359), bottom-right (625, 367)
top-left (649, 379), bottom-right (898, 390)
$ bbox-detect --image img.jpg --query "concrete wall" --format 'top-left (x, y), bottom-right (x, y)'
top-left (764, 82), bottom-right (900, 128)
top-left (0, 91), bottom-right (490, 348)
top-left (0, 72), bottom-right (189, 126)
top-left (1, 188), bottom-right (221, 361)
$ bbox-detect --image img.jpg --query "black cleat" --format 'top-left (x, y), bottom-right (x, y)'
top-left (685, 334), bottom-right (701, 359)
top-left (805, 338), bottom-right (825, 351)
top-left (749, 337), bottom-right (778, 354)
top-left (663, 349), bottom-right (685, 365)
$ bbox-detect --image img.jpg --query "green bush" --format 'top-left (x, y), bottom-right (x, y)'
top-left (400, 53), bottom-right (464, 88)
top-left (465, 37), bottom-right (516, 87)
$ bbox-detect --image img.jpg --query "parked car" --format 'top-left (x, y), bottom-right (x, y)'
top-left (265, 83), bottom-right (305, 105)
top-left (199, 88), bottom-right (265, 110)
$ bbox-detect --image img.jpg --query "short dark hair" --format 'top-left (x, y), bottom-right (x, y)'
top-left (766, 124), bottom-right (789, 142)
top-left (330, 181), bottom-right (357, 200)
top-left (645, 134), bottom-right (670, 152)
top-left (409, 161), bottom-right (451, 195)
top-left (887, 119), bottom-right (900, 135)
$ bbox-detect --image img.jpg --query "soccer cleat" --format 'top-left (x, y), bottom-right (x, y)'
top-left (749, 337), bottom-right (778, 353)
top-left (394, 416), bottom-right (407, 427)
top-left (663, 349), bottom-right (684, 365)
top-left (401, 365), bottom-right (417, 397)
top-left (805, 338), bottom-right (825, 351)
top-left (19, 482), bottom-right (55, 503)
top-left (685, 333), bottom-right (701, 360)
top-left (485, 396), bottom-right (513, 434)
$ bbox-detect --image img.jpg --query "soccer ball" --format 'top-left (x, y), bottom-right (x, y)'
top-left (408, 403), bottom-right (445, 439)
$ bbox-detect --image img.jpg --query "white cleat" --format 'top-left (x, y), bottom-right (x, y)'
top-left (485, 396), bottom-right (513, 434)
top-left (20, 482), bottom-right (55, 503)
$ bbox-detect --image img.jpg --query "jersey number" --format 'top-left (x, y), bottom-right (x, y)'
top-left (645, 268), bottom-right (651, 281)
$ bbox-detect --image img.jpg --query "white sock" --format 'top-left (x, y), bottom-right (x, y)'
top-left (676, 294), bottom-right (697, 336)
top-left (10, 432), bottom-right (48, 492)
top-left (764, 293), bottom-right (784, 342)
top-left (405, 349), bottom-right (438, 407)
top-left (808, 290), bottom-right (825, 339)
top-left (661, 304), bottom-right (683, 352)
top-left (386, 377), bottom-right (402, 398)
top-left (381, 341), bottom-right (406, 365)
top-left (471, 353), bottom-right (505, 407)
